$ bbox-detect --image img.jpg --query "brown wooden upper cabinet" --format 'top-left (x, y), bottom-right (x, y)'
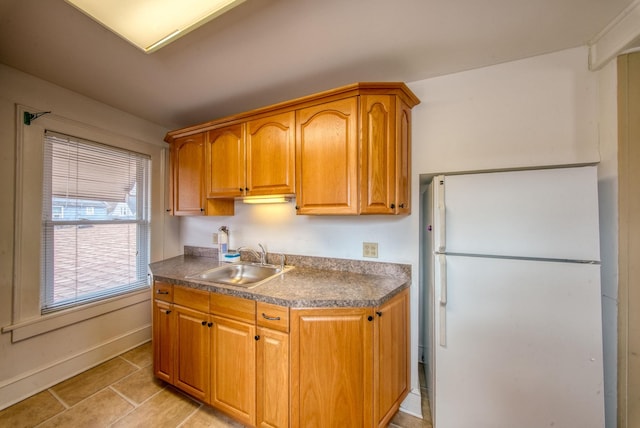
top-left (206, 123), bottom-right (245, 198)
top-left (165, 83), bottom-right (419, 216)
top-left (170, 134), bottom-right (205, 216)
top-left (206, 112), bottom-right (295, 199)
top-left (360, 95), bottom-right (413, 215)
top-left (169, 133), bottom-right (234, 217)
top-left (246, 112), bottom-right (296, 197)
top-left (296, 97), bottom-right (359, 215)
top-left (295, 94), bottom-right (414, 215)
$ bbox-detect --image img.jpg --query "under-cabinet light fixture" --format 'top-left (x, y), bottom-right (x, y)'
top-left (65, 0), bottom-right (247, 53)
top-left (242, 196), bottom-right (292, 204)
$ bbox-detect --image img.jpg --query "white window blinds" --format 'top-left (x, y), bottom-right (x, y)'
top-left (41, 131), bottom-right (151, 312)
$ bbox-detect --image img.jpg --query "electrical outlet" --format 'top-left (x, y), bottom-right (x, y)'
top-left (212, 232), bottom-right (219, 244)
top-left (363, 242), bottom-right (378, 258)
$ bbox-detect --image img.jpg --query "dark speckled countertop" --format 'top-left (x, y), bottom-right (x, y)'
top-left (149, 248), bottom-right (411, 308)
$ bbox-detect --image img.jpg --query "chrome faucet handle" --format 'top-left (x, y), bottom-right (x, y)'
top-left (258, 243), bottom-right (267, 265)
top-left (237, 246), bottom-right (260, 263)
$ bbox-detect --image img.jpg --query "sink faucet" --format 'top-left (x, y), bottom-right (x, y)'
top-left (258, 243), bottom-right (267, 264)
top-left (238, 244), bottom-right (267, 265)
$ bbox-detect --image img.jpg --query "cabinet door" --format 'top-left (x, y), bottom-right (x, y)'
top-left (172, 134), bottom-right (205, 215)
top-left (206, 124), bottom-right (245, 198)
top-left (296, 97), bottom-right (359, 215)
top-left (395, 100), bottom-right (412, 214)
top-left (246, 112), bottom-right (295, 196)
top-left (153, 299), bottom-right (175, 383)
top-left (174, 304), bottom-right (210, 402)
top-left (361, 95), bottom-right (396, 215)
top-left (290, 307), bottom-right (373, 427)
top-left (210, 316), bottom-right (256, 426)
top-left (257, 327), bottom-right (289, 428)
top-left (374, 289), bottom-right (410, 427)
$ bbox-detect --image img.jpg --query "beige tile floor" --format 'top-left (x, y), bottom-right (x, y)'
top-left (0, 342), bottom-right (432, 427)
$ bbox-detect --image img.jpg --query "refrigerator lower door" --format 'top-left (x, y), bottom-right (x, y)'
top-left (434, 255), bottom-right (604, 428)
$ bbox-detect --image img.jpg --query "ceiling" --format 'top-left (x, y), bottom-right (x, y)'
top-left (0, 0), bottom-right (636, 130)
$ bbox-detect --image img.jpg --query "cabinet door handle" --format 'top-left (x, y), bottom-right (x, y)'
top-left (376, 311), bottom-right (382, 317)
top-left (207, 322), bottom-right (213, 327)
top-left (399, 203), bottom-right (405, 208)
top-left (200, 208), bottom-right (204, 212)
top-left (391, 203), bottom-right (395, 209)
top-left (156, 290), bottom-right (169, 295)
top-left (261, 313), bottom-right (281, 321)
top-left (201, 321), bottom-right (207, 326)
top-left (254, 335), bottom-right (260, 340)
top-left (367, 316), bottom-right (374, 321)
top-left (165, 310), bottom-right (171, 315)
top-left (239, 188), bottom-right (244, 192)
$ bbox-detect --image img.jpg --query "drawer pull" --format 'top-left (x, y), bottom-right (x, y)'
top-left (261, 313), bottom-right (281, 321)
top-left (156, 290), bottom-right (170, 295)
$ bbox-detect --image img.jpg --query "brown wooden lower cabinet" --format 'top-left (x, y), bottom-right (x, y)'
top-left (174, 303), bottom-right (210, 402)
top-left (257, 327), bottom-right (290, 428)
top-left (152, 299), bottom-right (174, 384)
top-left (210, 315), bottom-right (256, 425)
top-left (152, 282), bottom-right (409, 428)
top-left (290, 306), bottom-right (374, 427)
top-left (374, 288), bottom-right (410, 427)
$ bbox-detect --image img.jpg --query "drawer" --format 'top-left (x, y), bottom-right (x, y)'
top-left (173, 285), bottom-right (210, 313)
top-left (210, 293), bottom-right (256, 324)
top-left (153, 281), bottom-right (173, 302)
top-left (257, 302), bottom-right (289, 332)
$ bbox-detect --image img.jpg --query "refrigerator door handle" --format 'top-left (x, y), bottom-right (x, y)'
top-left (435, 176), bottom-right (446, 252)
top-left (437, 254), bottom-right (447, 347)
top-left (439, 254), bottom-right (447, 305)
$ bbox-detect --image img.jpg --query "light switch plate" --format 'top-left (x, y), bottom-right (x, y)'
top-left (363, 242), bottom-right (378, 258)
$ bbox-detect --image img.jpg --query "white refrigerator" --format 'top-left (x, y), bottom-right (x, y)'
top-left (426, 166), bottom-right (605, 428)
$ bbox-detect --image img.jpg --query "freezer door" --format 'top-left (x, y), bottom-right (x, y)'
top-left (439, 166), bottom-right (601, 261)
top-left (433, 255), bottom-right (604, 428)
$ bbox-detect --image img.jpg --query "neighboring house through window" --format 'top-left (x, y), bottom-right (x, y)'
top-left (41, 131), bottom-right (151, 312)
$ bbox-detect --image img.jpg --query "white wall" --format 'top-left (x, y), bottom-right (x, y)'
top-left (181, 46), bottom-right (613, 419)
top-left (0, 64), bottom-right (177, 409)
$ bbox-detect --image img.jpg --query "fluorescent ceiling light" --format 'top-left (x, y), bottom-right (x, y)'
top-left (65, 0), bottom-right (246, 53)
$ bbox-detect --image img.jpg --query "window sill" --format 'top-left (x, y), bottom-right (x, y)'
top-left (1, 288), bottom-right (150, 343)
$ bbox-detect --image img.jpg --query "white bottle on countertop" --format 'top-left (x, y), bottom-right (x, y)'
top-left (218, 226), bottom-right (228, 256)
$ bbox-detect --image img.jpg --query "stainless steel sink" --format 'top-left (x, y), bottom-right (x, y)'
top-left (186, 262), bottom-right (293, 288)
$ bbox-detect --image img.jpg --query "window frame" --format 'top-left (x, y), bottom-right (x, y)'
top-left (4, 105), bottom-right (167, 343)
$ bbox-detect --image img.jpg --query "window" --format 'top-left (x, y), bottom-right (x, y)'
top-left (41, 131), bottom-right (151, 313)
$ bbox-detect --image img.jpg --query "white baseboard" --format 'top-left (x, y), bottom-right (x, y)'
top-left (400, 387), bottom-right (423, 418)
top-left (0, 325), bottom-right (151, 410)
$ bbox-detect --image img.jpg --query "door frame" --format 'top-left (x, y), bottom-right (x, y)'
top-left (617, 51), bottom-right (640, 428)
